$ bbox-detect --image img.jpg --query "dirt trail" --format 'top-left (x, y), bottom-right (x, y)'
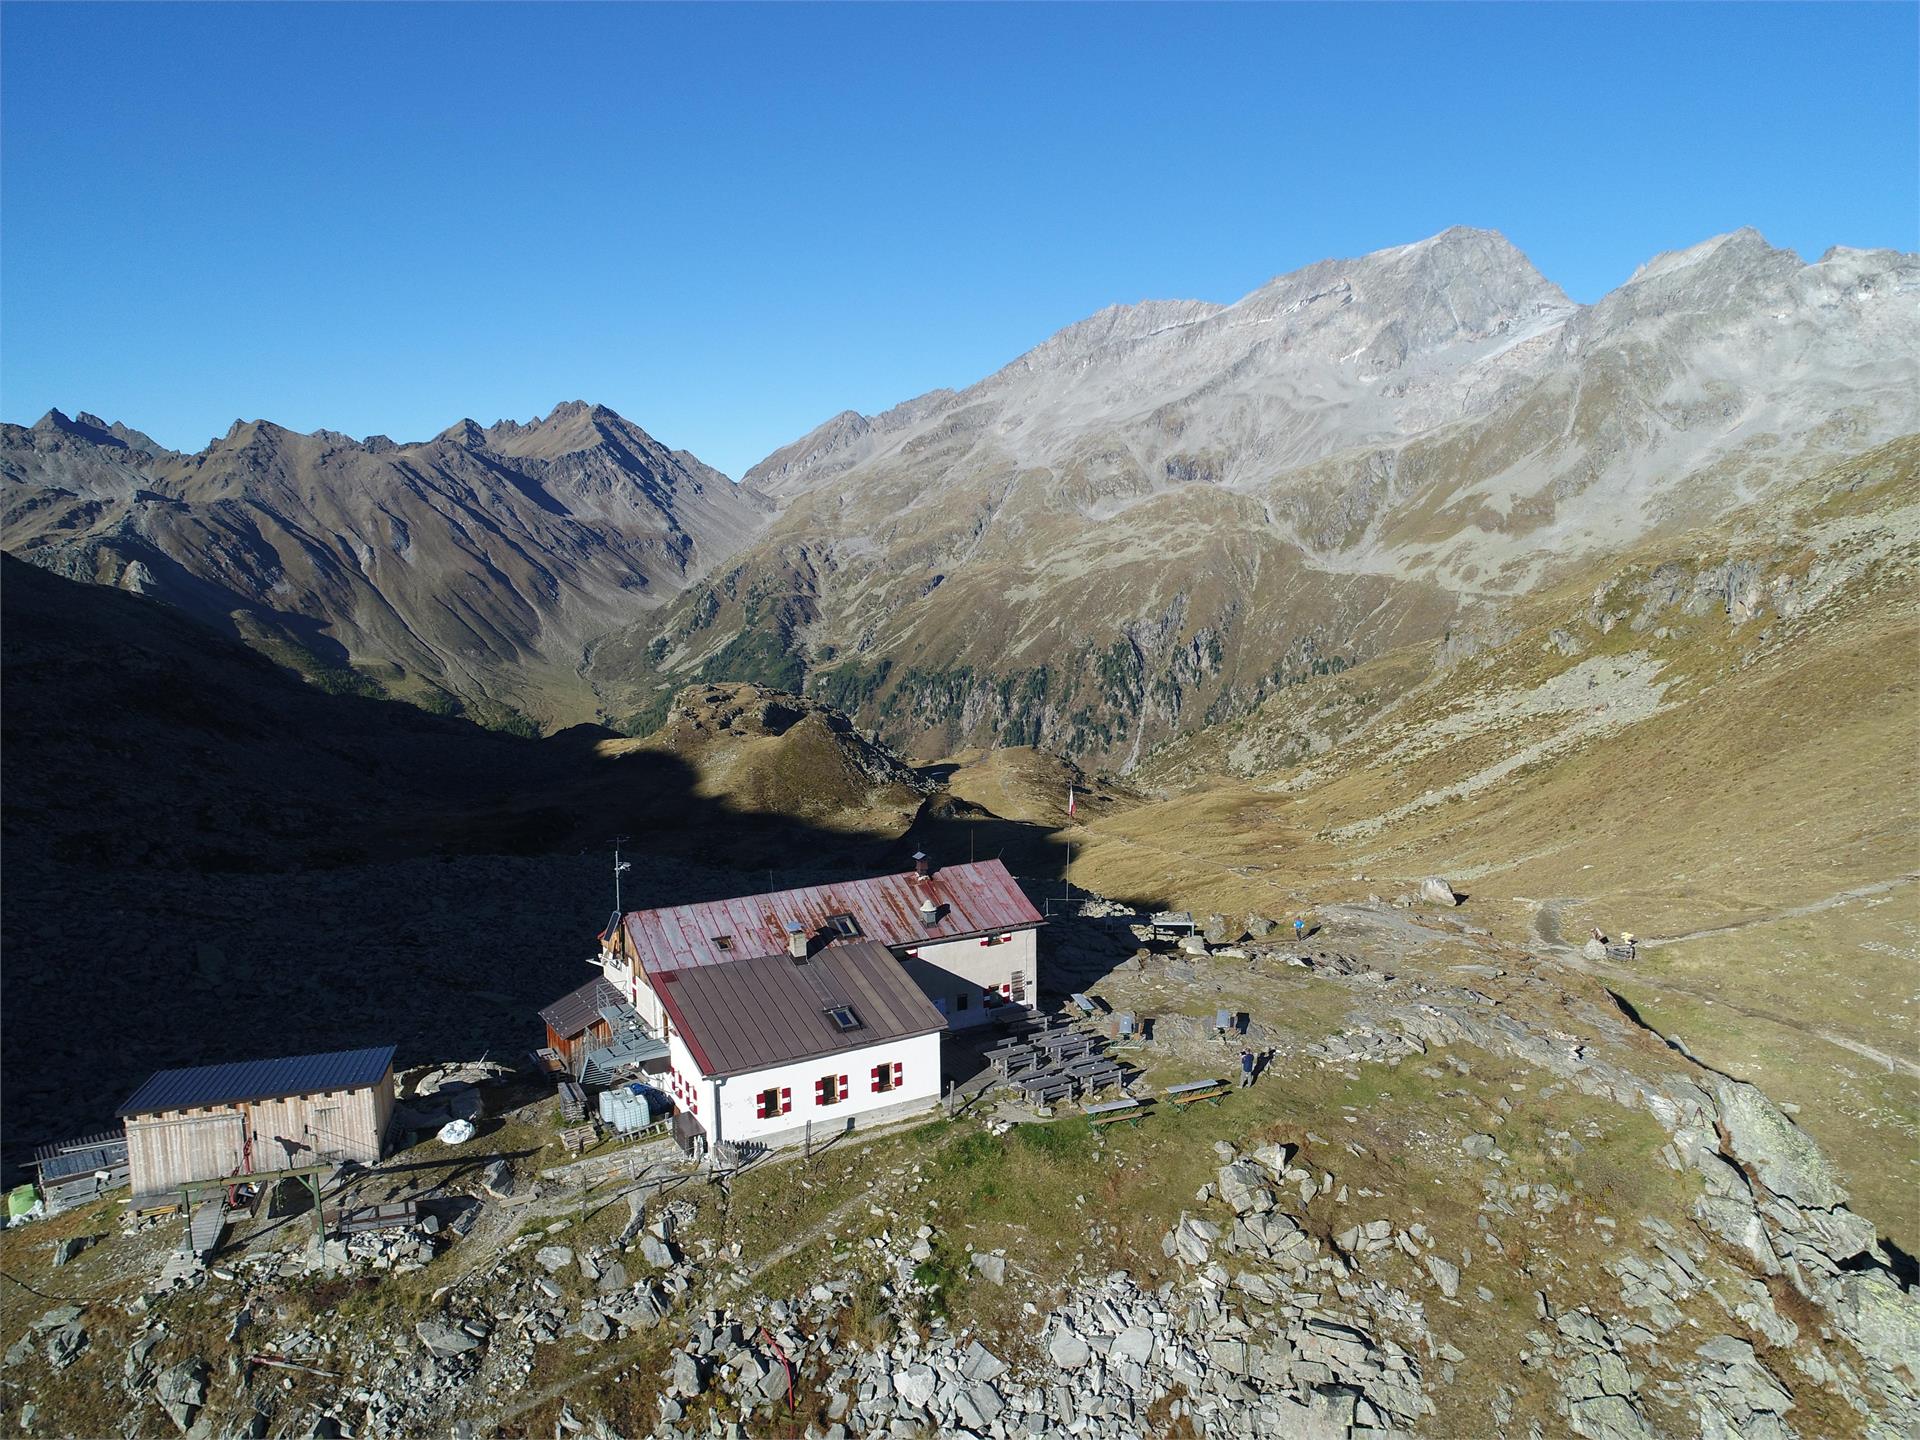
top-left (1524, 891), bottom-right (1920, 1080)
top-left (1635, 874), bottom-right (1917, 948)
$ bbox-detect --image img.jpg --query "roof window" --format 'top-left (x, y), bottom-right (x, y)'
top-left (825, 1006), bottom-right (862, 1032)
top-left (825, 913), bottom-right (861, 937)
top-left (712, 935), bottom-right (734, 952)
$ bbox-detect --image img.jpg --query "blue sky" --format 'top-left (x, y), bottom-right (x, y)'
top-left (3, 3), bottom-right (1914, 478)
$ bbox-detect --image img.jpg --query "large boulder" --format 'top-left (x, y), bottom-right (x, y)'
top-left (1713, 1080), bottom-right (1848, 1209)
top-left (1831, 1270), bottom-right (1920, 1372)
top-left (1046, 1325), bottom-right (1091, 1369)
top-left (1420, 877), bottom-right (1460, 908)
top-left (1216, 1161), bottom-right (1275, 1215)
top-left (415, 1320), bottom-right (480, 1358)
top-left (156, 1357), bottom-right (209, 1433)
top-left (1568, 1395), bottom-right (1656, 1440)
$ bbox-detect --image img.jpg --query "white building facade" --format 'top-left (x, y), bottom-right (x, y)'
top-left (662, 1025), bottom-right (942, 1150)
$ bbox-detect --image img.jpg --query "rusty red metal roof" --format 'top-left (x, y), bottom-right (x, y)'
top-left (622, 858), bottom-right (1044, 976)
top-left (656, 940), bottom-right (946, 1078)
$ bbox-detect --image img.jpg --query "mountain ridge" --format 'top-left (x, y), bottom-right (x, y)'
top-left (596, 225), bottom-right (1919, 761)
top-left (2, 400), bottom-right (774, 730)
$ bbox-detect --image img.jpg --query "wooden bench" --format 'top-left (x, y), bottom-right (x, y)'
top-left (1164, 1079), bottom-right (1231, 1109)
top-left (325, 1199), bottom-right (419, 1235)
top-left (1084, 1098), bottom-right (1146, 1129)
top-left (1070, 993), bottom-right (1098, 1016)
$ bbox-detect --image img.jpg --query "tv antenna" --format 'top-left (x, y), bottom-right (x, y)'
top-left (610, 835), bottom-right (633, 914)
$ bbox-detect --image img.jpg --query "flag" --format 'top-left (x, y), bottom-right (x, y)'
top-left (1067, 785), bottom-right (1076, 818)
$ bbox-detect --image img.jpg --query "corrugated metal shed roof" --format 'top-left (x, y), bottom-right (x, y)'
top-left (657, 940), bottom-right (946, 1078)
top-left (623, 858), bottom-right (1044, 976)
top-left (539, 976), bottom-right (630, 1036)
top-left (117, 1045), bottom-right (396, 1118)
top-left (36, 1140), bottom-right (129, 1184)
top-left (32, 1130), bottom-right (126, 1165)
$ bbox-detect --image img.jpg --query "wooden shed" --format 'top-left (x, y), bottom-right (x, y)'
top-left (31, 1130), bottom-right (130, 1213)
top-left (117, 1045), bottom-right (396, 1201)
top-left (538, 976), bottom-right (628, 1074)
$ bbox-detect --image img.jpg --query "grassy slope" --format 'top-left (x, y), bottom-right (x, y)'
top-left (1066, 439), bottom-right (1920, 1247)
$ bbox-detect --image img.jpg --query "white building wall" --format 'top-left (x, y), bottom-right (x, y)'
top-left (661, 1026), bottom-right (941, 1149)
top-left (710, 1030), bottom-right (942, 1147)
top-left (896, 928), bottom-right (1039, 1029)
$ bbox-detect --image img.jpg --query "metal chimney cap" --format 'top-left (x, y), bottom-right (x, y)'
top-left (785, 922), bottom-right (807, 934)
top-left (911, 851), bottom-right (928, 861)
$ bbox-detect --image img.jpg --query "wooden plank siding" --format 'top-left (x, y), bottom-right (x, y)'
top-left (126, 1067), bottom-right (395, 1197)
top-left (546, 1019), bottom-right (613, 1072)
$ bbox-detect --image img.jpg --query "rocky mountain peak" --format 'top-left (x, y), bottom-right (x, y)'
top-left (435, 417), bottom-right (489, 448)
top-left (1623, 226), bottom-right (1794, 287)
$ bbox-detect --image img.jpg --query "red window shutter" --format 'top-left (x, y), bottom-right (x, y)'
top-left (755, 1091), bottom-right (768, 1119)
top-left (839, 1074), bottom-right (849, 1100)
top-left (870, 1065), bottom-right (882, 1093)
top-left (815, 1077), bottom-right (826, 1104)
top-left (780, 1087), bottom-right (791, 1114)
top-left (892, 1062), bottom-right (903, 1088)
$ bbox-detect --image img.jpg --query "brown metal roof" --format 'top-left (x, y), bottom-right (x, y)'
top-left (539, 976), bottom-right (629, 1037)
top-left (622, 858), bottom-right (1043, 977)
top-left (656, 940), bottom-right (946, 1079)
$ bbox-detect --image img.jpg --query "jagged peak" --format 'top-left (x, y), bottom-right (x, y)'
top-left (436, 417), bottom-right (488, 447)
top-left (1624, 227), bottom-right (1793, 285)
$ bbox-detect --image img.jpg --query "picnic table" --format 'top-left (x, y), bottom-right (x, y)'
top-left (1084, 1097), bottom-right (1147, 1129)
top-left (1015, 1071), bottom-right (1076, 1107)
top-left (1164, 1078), bottom-right (1231, 1109)
top-left (1036, 1031), bottom-right (1094, 1063)
top-left (1069, 1059), bottom-right (1125, 1093)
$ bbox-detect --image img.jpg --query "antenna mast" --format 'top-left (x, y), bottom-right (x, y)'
top-left (610, 834), bottom-right (632, 915)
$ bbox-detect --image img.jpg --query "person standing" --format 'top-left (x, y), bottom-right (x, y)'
top-left (1240, 1048), bottom-right (1256, 1087)
top-left (1293, 917), bottom-right (1307, 943)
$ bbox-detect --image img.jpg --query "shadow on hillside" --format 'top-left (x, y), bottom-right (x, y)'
top-left (0, 558), bottom-right (1068, 1177)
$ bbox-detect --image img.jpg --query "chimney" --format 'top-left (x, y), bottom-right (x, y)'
top-left (919, 895), bottom-right (940, 929)
top-left (786, 923), bottom-right (809, 961)
top-left (912, 850), bottom-right (932, 881)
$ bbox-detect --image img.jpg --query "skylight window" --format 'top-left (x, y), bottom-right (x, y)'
top-left (713, 935), bottom-right (734, 952)
top-left (825, 913), bottom-right (861, 937)
top-left (826, 1006), bottom-right (861, 1031)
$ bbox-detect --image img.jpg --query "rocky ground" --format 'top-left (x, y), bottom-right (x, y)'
top-left (4, 894), bottom-right (1915, 1439)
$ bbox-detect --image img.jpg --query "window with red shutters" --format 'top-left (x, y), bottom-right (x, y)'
top-left (756, 1087), bottom-right (781, 1119)
top-left (817, 1074), bottom-right (844, 1106)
